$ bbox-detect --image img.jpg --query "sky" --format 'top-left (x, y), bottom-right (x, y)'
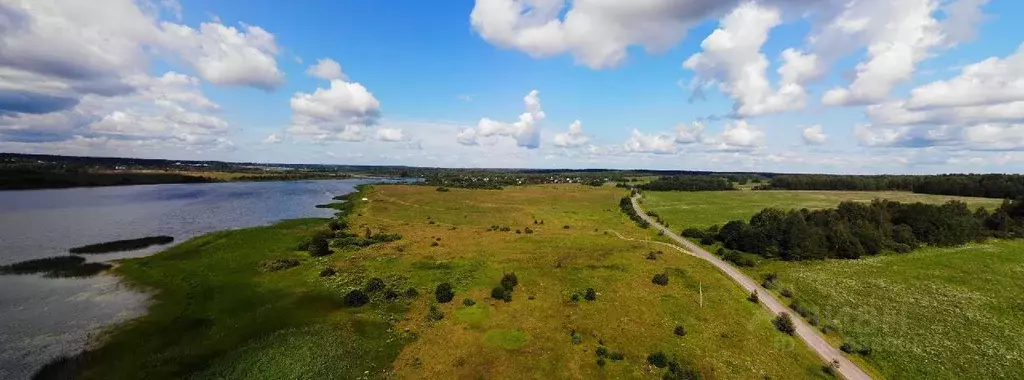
top-left (1, 0), bottom-right (1023, 174)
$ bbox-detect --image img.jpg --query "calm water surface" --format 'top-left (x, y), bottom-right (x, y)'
top-left (0, 179), bottom-right (381, 379)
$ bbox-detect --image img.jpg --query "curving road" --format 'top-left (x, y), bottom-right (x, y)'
top-left (631, 195), bottom-right (873, 380)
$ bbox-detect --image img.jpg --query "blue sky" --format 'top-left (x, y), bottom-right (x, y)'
top-left (1, 0), bottom-right (1023, 173)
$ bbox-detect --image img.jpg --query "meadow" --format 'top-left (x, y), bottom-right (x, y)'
top-left (641, 189), bottom-right (1023, 379)
top-left (641, 190), bottom-right (1003, 230)
top-left (55, 184), bottom-right (837, 379)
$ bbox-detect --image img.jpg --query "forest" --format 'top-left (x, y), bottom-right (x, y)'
top-left (761, 174), bottom-right (1024, 199)
top-left (638, 175), bottom-right (735, 191)
top-left (683, 198), bottom-right (1024, 261)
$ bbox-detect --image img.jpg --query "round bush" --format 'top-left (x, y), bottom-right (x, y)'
top-left (773, 313), bottom-right (796, 335)
top-left (404, 287), bottom-right (419, 297)
top-left (646, 352), bottom-right (668, 368)
top-left (365, 277), bottom-right (386, 292)
top-left (319, 267), bottom-right (336, 277)
top-left (344, 289), bottom-right (369, 307)
top-left (584, 288), bottom-right (597, 301)
top-left (501, 272), bottom-right (519, 290)
top-left (463, 298), bottom-right (476, 306)
top-left (652, 273), bottom-right (669, 286)
top-left (674, 325), bottom-right (686, 336)
top-left (435, 283), bottom-right (455, 303)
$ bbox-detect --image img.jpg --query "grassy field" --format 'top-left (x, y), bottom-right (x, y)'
top-left (751, 241), bottom-right (1024, 379)
top-left (641, 190), bottom-right (1022, 379)
top-left (642, 190), bottom-right (1003, 230)
top-left (65, 184), bottom-right (838, 379)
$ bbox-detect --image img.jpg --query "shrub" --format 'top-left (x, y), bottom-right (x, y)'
top-left (319, 267), bottom-right (336, 277)
top-left (840, 342), bottom-right (855, 354)
top-left (501, 272), bottom-right (519, 289)
top-left (563, 225), bottom-right (571, 229)
top-left (700, 236), bottom-right (715, 245)
top-left (773, 313), bottom-right (796, 335)
top-left (365, 277), bottom-right (386, 292)
top-left (647, 251), bottom-right (658, 260)
top-left (647, 352), bottom-right (668, 368)
top-left (780, 288), bottom-right (794, 298)
top-left (570, 293), bottom-right (581, 303)
top-left (681, 228), bottom-right (704, 239)
top-left (491, 285), bottom-right (512, 301)
top-left (516, 229), bottom-right (521, 234)
top-left (258, 258), bottom-right (300, 272)
top-left (652, 273), bottom-right (669, 286)
top-left (308, 237), bottom-right (332, 257)
top-left (404, 287), bottom-right (419, 297)
top-left (428, 220), bottom-right (436, 225)
top-left (571, 332), bottom-right (583, 345)
top-left (584, 288), bottom-right (597, 301)
top-left (383, 288), bottom-right (400, 301)
top-left (674, 325), bottom-right (686, 336)
top-left (328, 220), bottom-right (343, 231)
top-left (430, 241), bottom-right (440, 247)
top-left (595, 346), bottom-right (608, 358)
top-left (435, 283), bottom-right (455, 303)
top-left (761, 272), bottom-right (778, 289)
top-left (524, 227), bottom-right (534, 234)
top-left (426, 305), bottom-right (444, 321)
top-left (748, 291), bottom-right (759, 303)
top-left (664, 360), bottom-right (702, 380)
top-left (463, 298), bottom-right (476, 306)
top-left (344, 289), bottom-right (369, 307)
top-left (436, 187), bottom-right (450, 192)
top-left (790, 301), bottom-right (811, 318)
top-left (596, 358), bottom-right (606, 367)
top-left (609, 352), bottom-right (624, 361)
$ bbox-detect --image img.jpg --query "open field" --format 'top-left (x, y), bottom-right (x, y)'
top-left (751, 241), bottom-right (1024, 379)
top-left (64, 184), bottom-right (837, 379)
top-left (642, 189), bottom-right (1023, 379)
top-left (642, 190), bottom-right (1004, 230)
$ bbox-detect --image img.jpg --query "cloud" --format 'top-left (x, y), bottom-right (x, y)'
top-left (285, 78), bottom-right (382, 141)
top-left (457, 93), bottom-right (474, 102)
top-left (305, 58), bottom-right (346, 81)
top-left (801, 125), bottom-right (827, 145)
top-left (707, 120), bottom-right (765, 150)
top-left (905, 43), bottom-right (1024, 110)
top-left (683, 2), bottom-right (814, 117)
top-left (624, 129), bottom-right (676, 154)
top-left (264, 133), bottom-right (282, 144)
top-left (458, 90), bottom-right (544, 149)
top-left (470, 0), bottom-right (739, 69)
top-left (160, 21), bottom-right (284, 90)
top-left (674, 122), bottom-right (705, 144)
top-left (375, 127), bottom-right (405, 142)
top-left (552, 120), bottom-right (589, 147)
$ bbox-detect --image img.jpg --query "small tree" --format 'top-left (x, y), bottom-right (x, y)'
top-left (652, 273), bottom-right (669, 286)
top-left (308, 237), bottom-right (331, 257)
top-left (435, 282), bottom-right (455, 303)
top-left (748, 290), bottom-right (759, 303)
top-left (584, 288), bottom-right (597, 301)
top-left (501, 272), bottom-right (519, 290)
top-left (646, 251), bottom-right (658, 260)
top-left (773, 313), bottom-right (796, 335)
top-left (344, 289), bottom-right (369, 307)
top-left (491, 285), bottom-right (512, 301)
top-left (426, 305), bottom-right (444, 321)
top-left (674, 325), bottom-right (686, 336)
top-left (404, 287), bottom-right (419, 297)
top-left (646, 352), bottom-right (668, 368)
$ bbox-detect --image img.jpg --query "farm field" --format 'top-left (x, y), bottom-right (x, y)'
top-left (67, 184), bottom-right (835, 379)
top-left (641, 190), bottom-right (1004, 230)
top-left (751, 241), bottom-right (1024, 379)
top-left (641, 189), bottom-right (1022, 379)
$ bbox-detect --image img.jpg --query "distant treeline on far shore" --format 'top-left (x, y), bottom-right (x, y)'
top-left (758, 174), bottom-right (1024, 199)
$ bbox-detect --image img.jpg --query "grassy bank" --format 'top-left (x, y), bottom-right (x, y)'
top-left (51, 184), bottom-right (840, 379)
top-left (642, 189), bottom-right (1023, 379)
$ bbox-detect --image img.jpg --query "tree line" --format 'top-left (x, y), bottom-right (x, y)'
top-left (638, 175), bottom-right (735, 191)
top-left (683, 198), bottom-right (1024, 261)
top-left (760, 174), bottom-right (1024, 199)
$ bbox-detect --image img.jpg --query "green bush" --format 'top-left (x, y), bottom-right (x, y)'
top-left (780, 288), bottom-right (794, 298)
top-left (463, 298), bottom-right (476, 306)
top-left (773, 313), bottom-right (796, 335)
top-left (595, 346), bottom-right (608, 358)
top-left (609, 352), bottom-right (624, 361)
top-left (365, 277), bottom-right (386, 292)
top-left (344, 289), bottom-right (369, 307)
top-left (430, 241), bottom-right (440, 247)
top-left (426, 305), bottom-right (444, 321)
top-left (699, 236), bottom-right (715, 245)
top-left (308, 237), bottom-right (332, 257)
top-left (571, 332), bottom-right (583, 345)
top-left (664, 359), bottom-right (702, 380)
top-left (319, 267), bottom-right (336, 277)
top-left (762, 272), bottom-right (778, 289)
top-left (570, 293), bottom-right (581, 303)
top-left (647, 251), bottom-right (658, 260)
top-left (524, 227), bottom-right (534, 234)
top-left (681, 228), bottom-right (705, 239)
top-left (327, 220), bottom-right (344, 231)
top-left (673, 325), bottom-right (686, 336)
top-left (501, 272), bottom-right (519, 289)
top-left (647, 352), bottom-right (668, 368)
top-left (748, 291), bottom-right (759, 303)
top-left (596, 358), bottom-right (606, 367)
top-left (563, 225), bottom-right (571, 229)
top-left (652, 273), bottom-right (669, 286)
top-left (491, 285), bottom-right (512, 301)
top-left (584, 288), bottom-right (597, 301)
top-left (435, 283), bottom-right (455, 303)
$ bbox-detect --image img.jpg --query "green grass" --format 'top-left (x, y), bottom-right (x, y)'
top-left (751, 240), bottom-right (1024, 379)
top-left (643, 190), bottom-right (1003, 229)
top-left (643, 189), bottom-right (1022, 379)
top-left (483, 329), bottom-right (529, 350)
top-left (58, 218), bottom-right (411, 380)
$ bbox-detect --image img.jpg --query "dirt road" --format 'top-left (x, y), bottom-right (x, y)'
top-left (630, 195), bottom-right (873, 380)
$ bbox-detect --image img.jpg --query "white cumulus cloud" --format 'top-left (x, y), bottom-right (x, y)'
top-left (553, 120), bottom-right (589, 147)
top-left (624, 129), bottom-right (676, 154)
top-left (802, 125), bottom-right (827, 145)
top-left (305, 58), bottom-right (346, 81)
top-left (458, 90), bottom-right (544, 149)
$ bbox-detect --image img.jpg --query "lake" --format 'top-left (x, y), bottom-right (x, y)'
top-left (0, 179), bottom-right (382, 379)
